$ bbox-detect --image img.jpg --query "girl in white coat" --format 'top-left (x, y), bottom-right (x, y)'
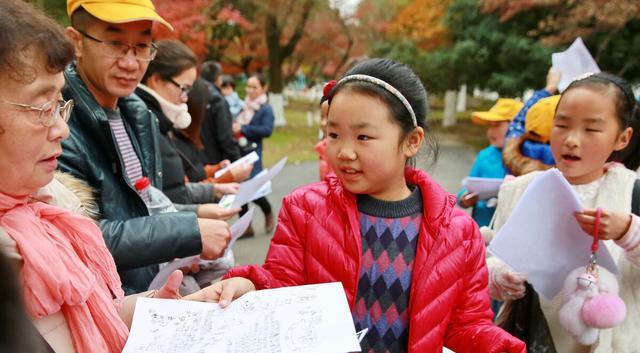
top-left (488, 72), bottom-right (640, 353)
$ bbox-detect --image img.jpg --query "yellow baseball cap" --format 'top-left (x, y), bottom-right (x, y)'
top-left (67, 0), bottom-right (174, 31)
top-left (525, 95), bottom-right (560, 143)
top-left (472, 98), bottom-right (523, 125)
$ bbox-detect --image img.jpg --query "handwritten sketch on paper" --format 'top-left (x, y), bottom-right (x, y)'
top-left (122, 282), bottom-right (362, 353)
top-left (488, 169), bottom-right (618, 300)
top-left (147, 208), bottom-right (255, 290)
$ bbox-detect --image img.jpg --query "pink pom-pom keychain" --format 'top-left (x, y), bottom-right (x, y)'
top-left (558, 207), bottom-right (627, 346)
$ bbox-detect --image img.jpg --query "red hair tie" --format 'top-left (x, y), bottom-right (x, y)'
top-left (322, 80), bottom-right (337, 100)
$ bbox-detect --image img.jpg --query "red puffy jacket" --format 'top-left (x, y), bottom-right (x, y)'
top-left (226, 168), bottom-right (525, 353)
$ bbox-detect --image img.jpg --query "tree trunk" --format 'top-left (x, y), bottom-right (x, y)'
top-left (443, 90), bottom-right (457, 127)
top-left (270, 93), bottom-right (286, 127)
top-left (265, 13), bottom-right (284, 94)
top-left (263, 0), bottom-right (314, 126)
top-left (456, 84), bottom-right (467, 112)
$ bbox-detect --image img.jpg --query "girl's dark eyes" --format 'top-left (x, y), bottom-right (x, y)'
top-left (586, 129), bottom-right (601, 133)
top-left (328, 132), bottom-right (338, 139)
top-left (357, 135), bottom-right (370, 141)
top-left (555, 124), bottom-right (568, 129)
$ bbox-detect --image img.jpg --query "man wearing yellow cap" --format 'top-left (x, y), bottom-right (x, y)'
top-left (458, 98), bottom-right (523, 228)
top-left (59, 0), bottom-right (231, 294)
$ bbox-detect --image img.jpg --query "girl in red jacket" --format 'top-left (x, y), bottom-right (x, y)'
top-left (192, 58), bottom-right (525, 353)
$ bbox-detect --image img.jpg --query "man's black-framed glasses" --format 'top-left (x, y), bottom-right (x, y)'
top-left (76, 28), bottom-right (157, 61)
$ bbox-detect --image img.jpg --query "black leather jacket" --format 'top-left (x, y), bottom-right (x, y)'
top-left (59, 64), bottom-right (202, 294)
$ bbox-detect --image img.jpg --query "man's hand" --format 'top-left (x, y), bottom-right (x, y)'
top-left (197, 218), bottom-right (232, 259)
top-left (197, 204), bottom-right (240, 220)
top-left (214, 182), bottom-right (240, 199)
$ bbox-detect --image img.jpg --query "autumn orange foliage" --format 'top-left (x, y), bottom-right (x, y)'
top-left (482, 0), bottom-right (640, 45)
top-left (153, 0), bottom-right (209, 58)
top-left (389, 0), bottom-right (453, 50)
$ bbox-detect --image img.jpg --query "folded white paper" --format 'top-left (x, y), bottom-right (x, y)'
top-left (488, 169), bottom-right (618, 300)
top-left (220, 157), bottom-right (287, 209)
top-left (461, 177), bottom-right (503, 200)
top-left (147, 208), bottom-right (255, 291)
top-left (214, 151), bottom-right (260, 178)
top-left (552, 37), bottom-right (601, 92)
top-left (123, 282), bottom-right (362, 353)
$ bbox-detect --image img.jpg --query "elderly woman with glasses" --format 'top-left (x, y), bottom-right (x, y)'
top-left (136, 40), bottom-right (241, 223)
top-left (0, 3), bottom-right (246, 352)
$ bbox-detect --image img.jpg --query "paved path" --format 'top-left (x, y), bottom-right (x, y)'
top-left (233, 141), bottom-right (477, 266)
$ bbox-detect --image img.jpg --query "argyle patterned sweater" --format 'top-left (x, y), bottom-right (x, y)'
top-left (353, 186), bottom-right (422, 353)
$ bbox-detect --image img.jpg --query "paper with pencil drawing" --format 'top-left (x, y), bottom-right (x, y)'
top-left (122, 282), bottom-right (362, 353)
top-left (488, 168), bottom-right (618, 300)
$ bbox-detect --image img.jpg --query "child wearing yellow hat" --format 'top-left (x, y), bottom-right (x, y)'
top-left (458, 98), bottom-right (523, 227)
top-left (502, 68), bottom-right (561, 175)
top-left (502, 95), bottom-right (560, 175)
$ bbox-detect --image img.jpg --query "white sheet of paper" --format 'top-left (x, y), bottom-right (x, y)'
top-left (552, 37), bottom-right (601, 92)
top-left (122, 282), bottom-right (362, 353)
top-left (488, 169), bottom-right (618, 300)
top-left (214, 151), bottom-right (260, 178)
top-left (220, 157), bottom-right (287, 209)
top-left (147, 209), bottom-right (255, 290)
top-left (461, 177), bottom-right (503, 200)
top-left (225, 207), bottom-right (255, 254)
top-left (356, 328), bottom-right (368, 343)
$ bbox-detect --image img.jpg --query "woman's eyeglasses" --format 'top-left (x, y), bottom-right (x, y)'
top-left (167, 78), bottom-right (192, 100)
top-left (3, 97), bottom-right (74, 127)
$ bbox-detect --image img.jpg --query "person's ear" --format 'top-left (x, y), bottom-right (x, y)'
top-left (403, 126), bottom-right (425, 158)
top-left (145, 73), bottom-right (163, 90)
top-left (614, 126), bottom-right (633, 151)
top-left (65, 27), bottom-right (83, 59)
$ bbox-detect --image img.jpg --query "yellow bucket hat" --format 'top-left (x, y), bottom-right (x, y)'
top-left (525, 95), bottom-right (561, 143)
top-left (471, 98), bottom-right (524, 125)
top-left (67, 0), bottom-right (174, 31)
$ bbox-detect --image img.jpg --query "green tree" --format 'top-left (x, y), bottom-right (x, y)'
top-left (374, 0), bottom-right (554, 96)
top-left (483, 0), bottom-right (640, 82)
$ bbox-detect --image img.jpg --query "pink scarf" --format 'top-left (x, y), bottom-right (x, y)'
top-left (236, 93), bottom-right (268, 125)
top-left (0, 192), bottom-right (128, 353)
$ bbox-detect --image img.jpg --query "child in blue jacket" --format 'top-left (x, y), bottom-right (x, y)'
top-left (458, 98), bottom-right (523, 227)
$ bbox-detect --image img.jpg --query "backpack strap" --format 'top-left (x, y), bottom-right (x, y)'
top-left (632, 179), bottom-right (640, 216)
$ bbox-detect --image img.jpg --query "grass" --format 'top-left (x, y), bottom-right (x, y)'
top-left (262, 105), bottom-right (321, 166)
top-left (262, 102), bottom-right (489, 167)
